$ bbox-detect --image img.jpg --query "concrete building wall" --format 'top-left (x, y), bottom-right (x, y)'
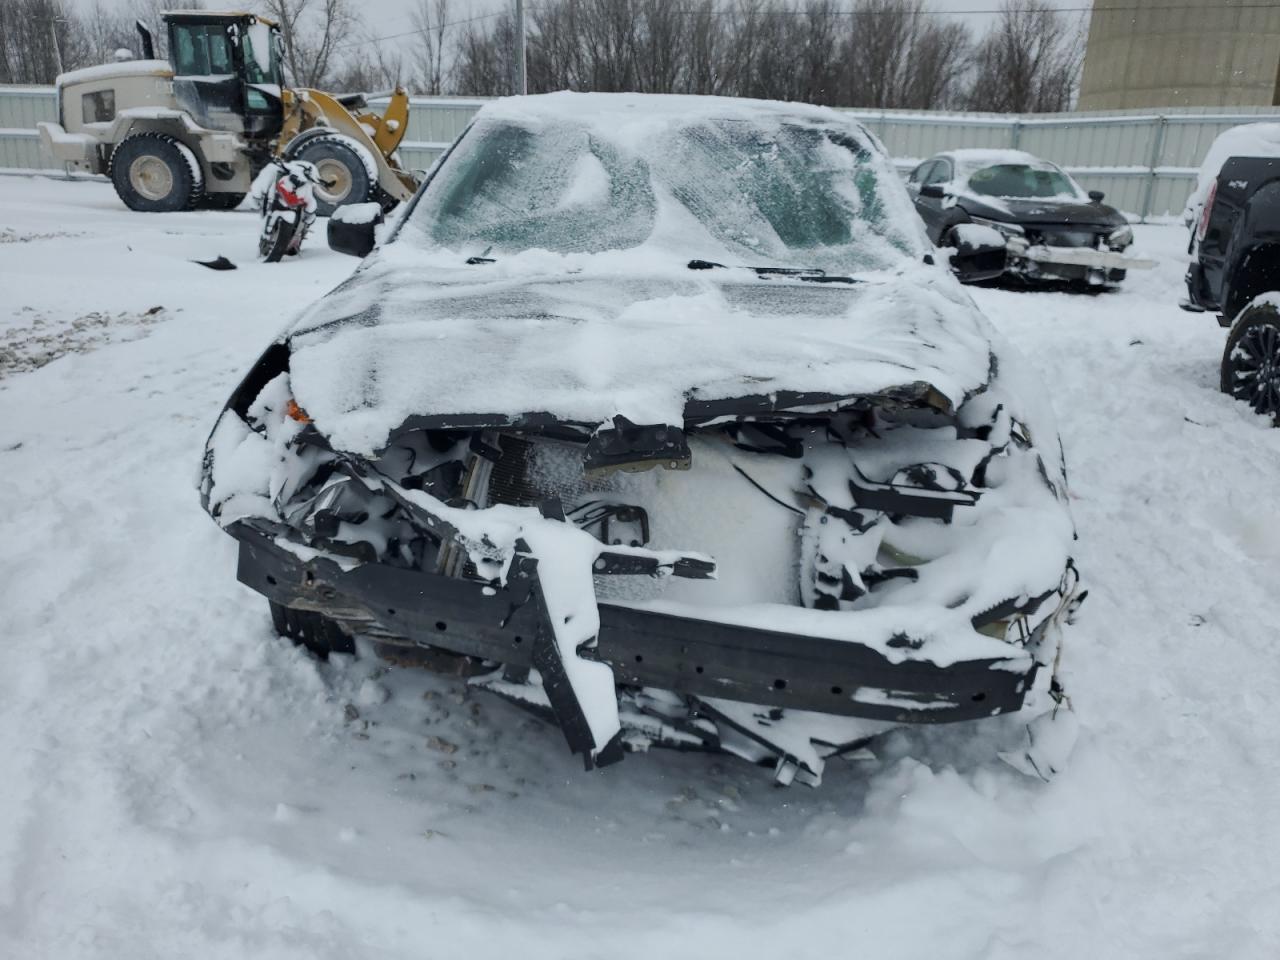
top-left (1078, 0), bottom-right (1280, 110)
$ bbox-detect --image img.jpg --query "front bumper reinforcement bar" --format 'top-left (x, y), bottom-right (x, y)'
top-left (232, 522), bottom-right (1038, 764)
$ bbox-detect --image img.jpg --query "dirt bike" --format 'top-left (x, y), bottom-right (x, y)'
top-left (256, 158), bottom-right (325, 263)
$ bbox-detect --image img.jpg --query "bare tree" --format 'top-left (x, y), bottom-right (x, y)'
top-left (260, 0), bottom-right (360, 88)
top-left (904, 19), bottom-right (970, 109)
top-left (454, 10), bottom-right (517, 96)
top-left (410, 0), bottom-right (452, 95)
top-left (681, 0), bottom-right (724, 94)
top-left (965, 0), bottom-right (1083, 112)
top-left (838, 0), bottom-right (970, 109)
top-left (329, 32), bottom-right (405, 93)
top-left (438, 0), bottom-right (1076, 114)
top-left (0, 0), bottom-right (77, 83)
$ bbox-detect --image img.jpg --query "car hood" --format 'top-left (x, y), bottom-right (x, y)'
top-left (960, 195), bottom-right (1124, 228)
top-left (284, 247), bottom-right (997, 456)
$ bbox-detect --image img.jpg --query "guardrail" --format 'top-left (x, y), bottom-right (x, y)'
top-left (4, 84), bottom-right (1278, 221)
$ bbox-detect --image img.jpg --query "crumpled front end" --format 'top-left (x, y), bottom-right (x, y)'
top-left (1001, 224), bottom-right (1155, 286)
top-left (201, 343), bottom-right (1083, 785)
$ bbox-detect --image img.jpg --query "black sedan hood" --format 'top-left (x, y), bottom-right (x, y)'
top-left (959, 195), bottom-right (1125, 228)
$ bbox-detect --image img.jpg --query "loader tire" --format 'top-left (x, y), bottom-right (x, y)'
top-left (269, 601), bottom-right (355, 659)
top-left (109, 133), bottom-right (201, 212)
top-left (290, 136), bottom-right (373, 216)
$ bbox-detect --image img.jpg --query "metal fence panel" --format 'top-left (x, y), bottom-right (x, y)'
top-left (0, 130), bottom-right (45, 170)
top-left (3, 85), bottom-right (1277, 220)
top-left (859, 114), bottom-right (1013, 162)
top-left (397, 97), bottom-right (488, 150)
top-left (0, 86), bottom-right (56, 129)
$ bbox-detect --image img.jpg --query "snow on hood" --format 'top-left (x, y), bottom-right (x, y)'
top-left (1183, 122), bottom-right (1280, 223)
top-left (955, 194), bottom-right (1123, 227)
top-left (286, 246), bottom-right (995, 457)
top-left (283, 93), bottom-right (995, 456)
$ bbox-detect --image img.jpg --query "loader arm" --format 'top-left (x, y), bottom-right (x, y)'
top-left (363, 89), bottom-right (411, 156)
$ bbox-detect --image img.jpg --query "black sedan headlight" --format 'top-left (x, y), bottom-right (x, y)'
top-left (970, 216), bottom-right (1026, 241)
top-left (1107, 224), bottom-right (1133, 250)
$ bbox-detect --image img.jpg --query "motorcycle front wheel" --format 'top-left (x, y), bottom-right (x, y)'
top-left (260, 218), bottom-right (296, 263)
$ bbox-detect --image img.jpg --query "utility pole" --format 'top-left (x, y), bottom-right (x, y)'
top-left (47, 14), bottom-right (65, 77)
top-left (514, 0), bottom-right (527, 95)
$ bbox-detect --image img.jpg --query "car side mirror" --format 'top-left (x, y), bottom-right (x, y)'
top-left (920, 183), bottom-right (946, 199)
top-left (1088, 190), bottom-right (1105, 203)
top-left (947, 223), bottom-right (1007, 284)
top-left (327, 202), bottom-right (384, 258)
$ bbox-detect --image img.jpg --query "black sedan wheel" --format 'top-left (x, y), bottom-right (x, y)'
top-left (1222, 299), bottom-right (1280, 423)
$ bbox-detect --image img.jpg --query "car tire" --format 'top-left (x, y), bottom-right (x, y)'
top-left (1221, 297), bottom-right (1280, 424)
top-left (289, 136), bottom-right (372, 216)
top-left (269, 601), bottom-right (356, 659)
top-left (200, 192), bottom-right (247, 211)
top-left (109, 133), bottom-right (202, 212)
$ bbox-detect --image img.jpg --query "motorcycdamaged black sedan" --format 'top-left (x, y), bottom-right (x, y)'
top-left (908, 148), bottom-right (1154, 288)
top-left (202, 94), bottom-right (1084, 785)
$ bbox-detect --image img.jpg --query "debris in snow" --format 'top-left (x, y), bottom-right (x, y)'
top-left (193, 256), bottom-right (237, 271)
top-left (426, 736), bottom-right (458, 755)
top-left (998, 704), bottom-right (1080, 780)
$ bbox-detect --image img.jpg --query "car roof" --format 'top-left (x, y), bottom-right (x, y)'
top-left (934, 148), bottom-right (1047, 168)
top-left (475, 91), bottom-right (874, 133)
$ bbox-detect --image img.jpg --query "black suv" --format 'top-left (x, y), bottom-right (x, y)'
top-left (1184, 155), bottom-right (1280, 421)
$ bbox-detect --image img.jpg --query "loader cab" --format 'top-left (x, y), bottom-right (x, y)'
top-left (164, 11), bottom-right (284, 141)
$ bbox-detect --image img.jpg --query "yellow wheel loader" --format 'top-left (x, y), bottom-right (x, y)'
top-left (37, 11), bottom-right (419, 216)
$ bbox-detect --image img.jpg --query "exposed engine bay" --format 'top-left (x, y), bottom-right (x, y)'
top-left (204, 356), bottom-right (1082, 786)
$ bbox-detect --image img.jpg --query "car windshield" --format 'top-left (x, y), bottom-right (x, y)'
top-left (407, 113), bottom-right (921, 273)
top-left (966, 163), bottom-right (1082, 199)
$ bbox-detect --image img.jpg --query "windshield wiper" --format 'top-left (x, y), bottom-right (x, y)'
top-left (686, 259), bottom-right (858, 284)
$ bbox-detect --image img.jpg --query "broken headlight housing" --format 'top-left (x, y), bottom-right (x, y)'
top-left (1107, 224), bottom-right (1133, 250)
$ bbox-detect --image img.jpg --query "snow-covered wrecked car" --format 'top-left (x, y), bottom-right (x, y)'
top-left (908, 149), bottom-right (1153, 288)
top-left (202, 93), bottom-right (1084, 785)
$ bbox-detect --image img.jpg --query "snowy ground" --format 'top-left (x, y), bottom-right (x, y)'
top-left (1, 174), bottom-right (1278, 959)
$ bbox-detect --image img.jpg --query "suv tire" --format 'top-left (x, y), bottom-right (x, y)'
top-left (1222, 296), bottom-right (1280, 424)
